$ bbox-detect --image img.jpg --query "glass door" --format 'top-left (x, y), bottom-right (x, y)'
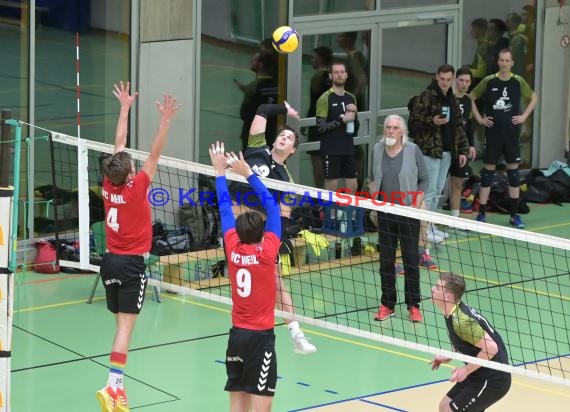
top-left (287, 8), bottom-right (459, 187)
top-left (286, 24), bottom-right (375, 188)
top-left (377, 14), bottom-right (457, 123)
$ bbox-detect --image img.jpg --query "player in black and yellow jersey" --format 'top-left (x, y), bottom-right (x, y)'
top-left (430, 273), bottom-right (511, 412)
top-left (470, 48), bottom-right (537, 229)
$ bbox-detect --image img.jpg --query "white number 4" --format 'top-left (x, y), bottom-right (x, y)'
top-left (106, 207), bottom-right (120, 232)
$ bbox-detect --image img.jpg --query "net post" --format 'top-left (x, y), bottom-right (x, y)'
top-left (9, 122), bottom-right (21, 273)
top-left (47, 134), bottom-right (61, 264)
top-left (75, 33), bottom-right (90, 269)
top-left (0, 110), bottom-right (11, 188)
top-left (0, 109), bottom-right (14, 412)
top-left (77, 139), bottom-right (90, 269)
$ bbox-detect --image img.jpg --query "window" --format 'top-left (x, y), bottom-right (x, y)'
top-left (294, 0), bottom-right (375, 16)
top-left (462, 0), bottom-right (537, 167)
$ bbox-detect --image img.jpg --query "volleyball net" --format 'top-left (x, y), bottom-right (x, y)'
top-left (24, 129), bottom-right (570, 388)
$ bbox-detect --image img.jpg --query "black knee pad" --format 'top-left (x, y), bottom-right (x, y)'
top-left (507, 168), bottom-right (520, 187)
top-left (480, 168), bottom-right (495, 187)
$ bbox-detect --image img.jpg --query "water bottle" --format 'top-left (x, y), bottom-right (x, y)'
top-left (336, 209), bottom-right (344, 232)
top-left (343, 238), bottom-right (351, 257)
top-left (346, 120), bottom-right (355, 135)
top-left (335, 242), bottom-right (342, 259)
top-left (339, 210), bottom-right (347, 233)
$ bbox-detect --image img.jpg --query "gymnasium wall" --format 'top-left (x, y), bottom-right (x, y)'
top-left (539, 2), bottom-right (570, 167)
top-left (138, 0), bottom-right (196, 161)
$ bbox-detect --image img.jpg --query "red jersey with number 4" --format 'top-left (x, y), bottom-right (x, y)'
top-left (224, 228), bottom-right (280, 330)
top-left (102, 171), bottom-right (152, 255)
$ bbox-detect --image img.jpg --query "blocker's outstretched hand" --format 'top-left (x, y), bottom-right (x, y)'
top-left (113, 81), bottom-right (138, 109)
top-left (155, 94), bottom-right (180, 122)
top-left (226, 152), bottom-right (253, 179)
top-left (209, 141), bottom-right (227, 176)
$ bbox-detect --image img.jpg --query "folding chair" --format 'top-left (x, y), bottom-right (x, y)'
top-left (87, 221), bottom-right (162, 304)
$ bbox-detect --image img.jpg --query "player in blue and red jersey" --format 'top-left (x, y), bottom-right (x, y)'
top-left (210, 141), bottom-right (281, 411)
top-left (97, 81), bottom-right (180, 412)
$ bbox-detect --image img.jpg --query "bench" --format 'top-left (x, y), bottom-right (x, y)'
top-left (159, 247), bottom-right (228, 288)
top-left (285, 233), bottom-right (385, 276)
top-left (157, 231), bottom-right (390, 291)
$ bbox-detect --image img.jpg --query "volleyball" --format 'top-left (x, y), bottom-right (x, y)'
top-left (271, 26), bottom-right (299, 54)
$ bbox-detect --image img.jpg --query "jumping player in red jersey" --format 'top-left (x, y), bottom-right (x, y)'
top-left (96, 81), bottom-right (180, 412)
top-left (210, 141), bottom-right (281, 412)
top-left (231, 102), bottom-right (317, 355)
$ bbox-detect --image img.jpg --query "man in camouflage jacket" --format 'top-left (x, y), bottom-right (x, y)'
top-left (408, 64), bottom-right (468, 243)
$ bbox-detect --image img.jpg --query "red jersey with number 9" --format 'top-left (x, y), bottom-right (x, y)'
top-left (224, 228), bottom-right (280, 330)
top-left (102, 171), bottom-right (152, 255)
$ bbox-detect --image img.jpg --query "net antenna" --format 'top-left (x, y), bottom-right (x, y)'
top-left (75, 32), bottom-right (90, 270)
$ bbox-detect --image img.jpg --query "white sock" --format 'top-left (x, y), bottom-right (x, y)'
top-left (288, 321), bottom-right (301, 337)
top-left (451, 209), bottom-right (460, 217)
top-left (108, 372), bottom-right (123, 391)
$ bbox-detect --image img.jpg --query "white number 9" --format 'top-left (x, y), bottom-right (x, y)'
top-left (236, 268), bottom-right (252, 297)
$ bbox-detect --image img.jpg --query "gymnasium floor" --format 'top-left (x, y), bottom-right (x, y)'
top-left (12, 202), bottom-right (570, 411)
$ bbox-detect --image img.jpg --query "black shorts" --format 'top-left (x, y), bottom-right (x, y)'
top-left (322, 154), bottom-right (357, 179)
top-left (225, 327), bottom-right (277, 397)
top-left (447, 374), bottom-right (511, 411)
top-left (100, 253), bottom-right (148, 314)
top-left (484, 121), bottom-right (520, 165)
top-left (449, 158), bottom-right (471, 179)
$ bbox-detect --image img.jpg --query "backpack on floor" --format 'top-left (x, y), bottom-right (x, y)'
top-left (34, 240), bottom-right (60, 274)
top-left (549, 168), bottom-right (570, 202)
top-left (179, 204), bottom-right (220, 251)
top-left (150, 221), bottom-right (193, 256)
top-left (487, 173), bottom-right (529, 214)
top-left (522, 169), bottom-right (556, 204)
